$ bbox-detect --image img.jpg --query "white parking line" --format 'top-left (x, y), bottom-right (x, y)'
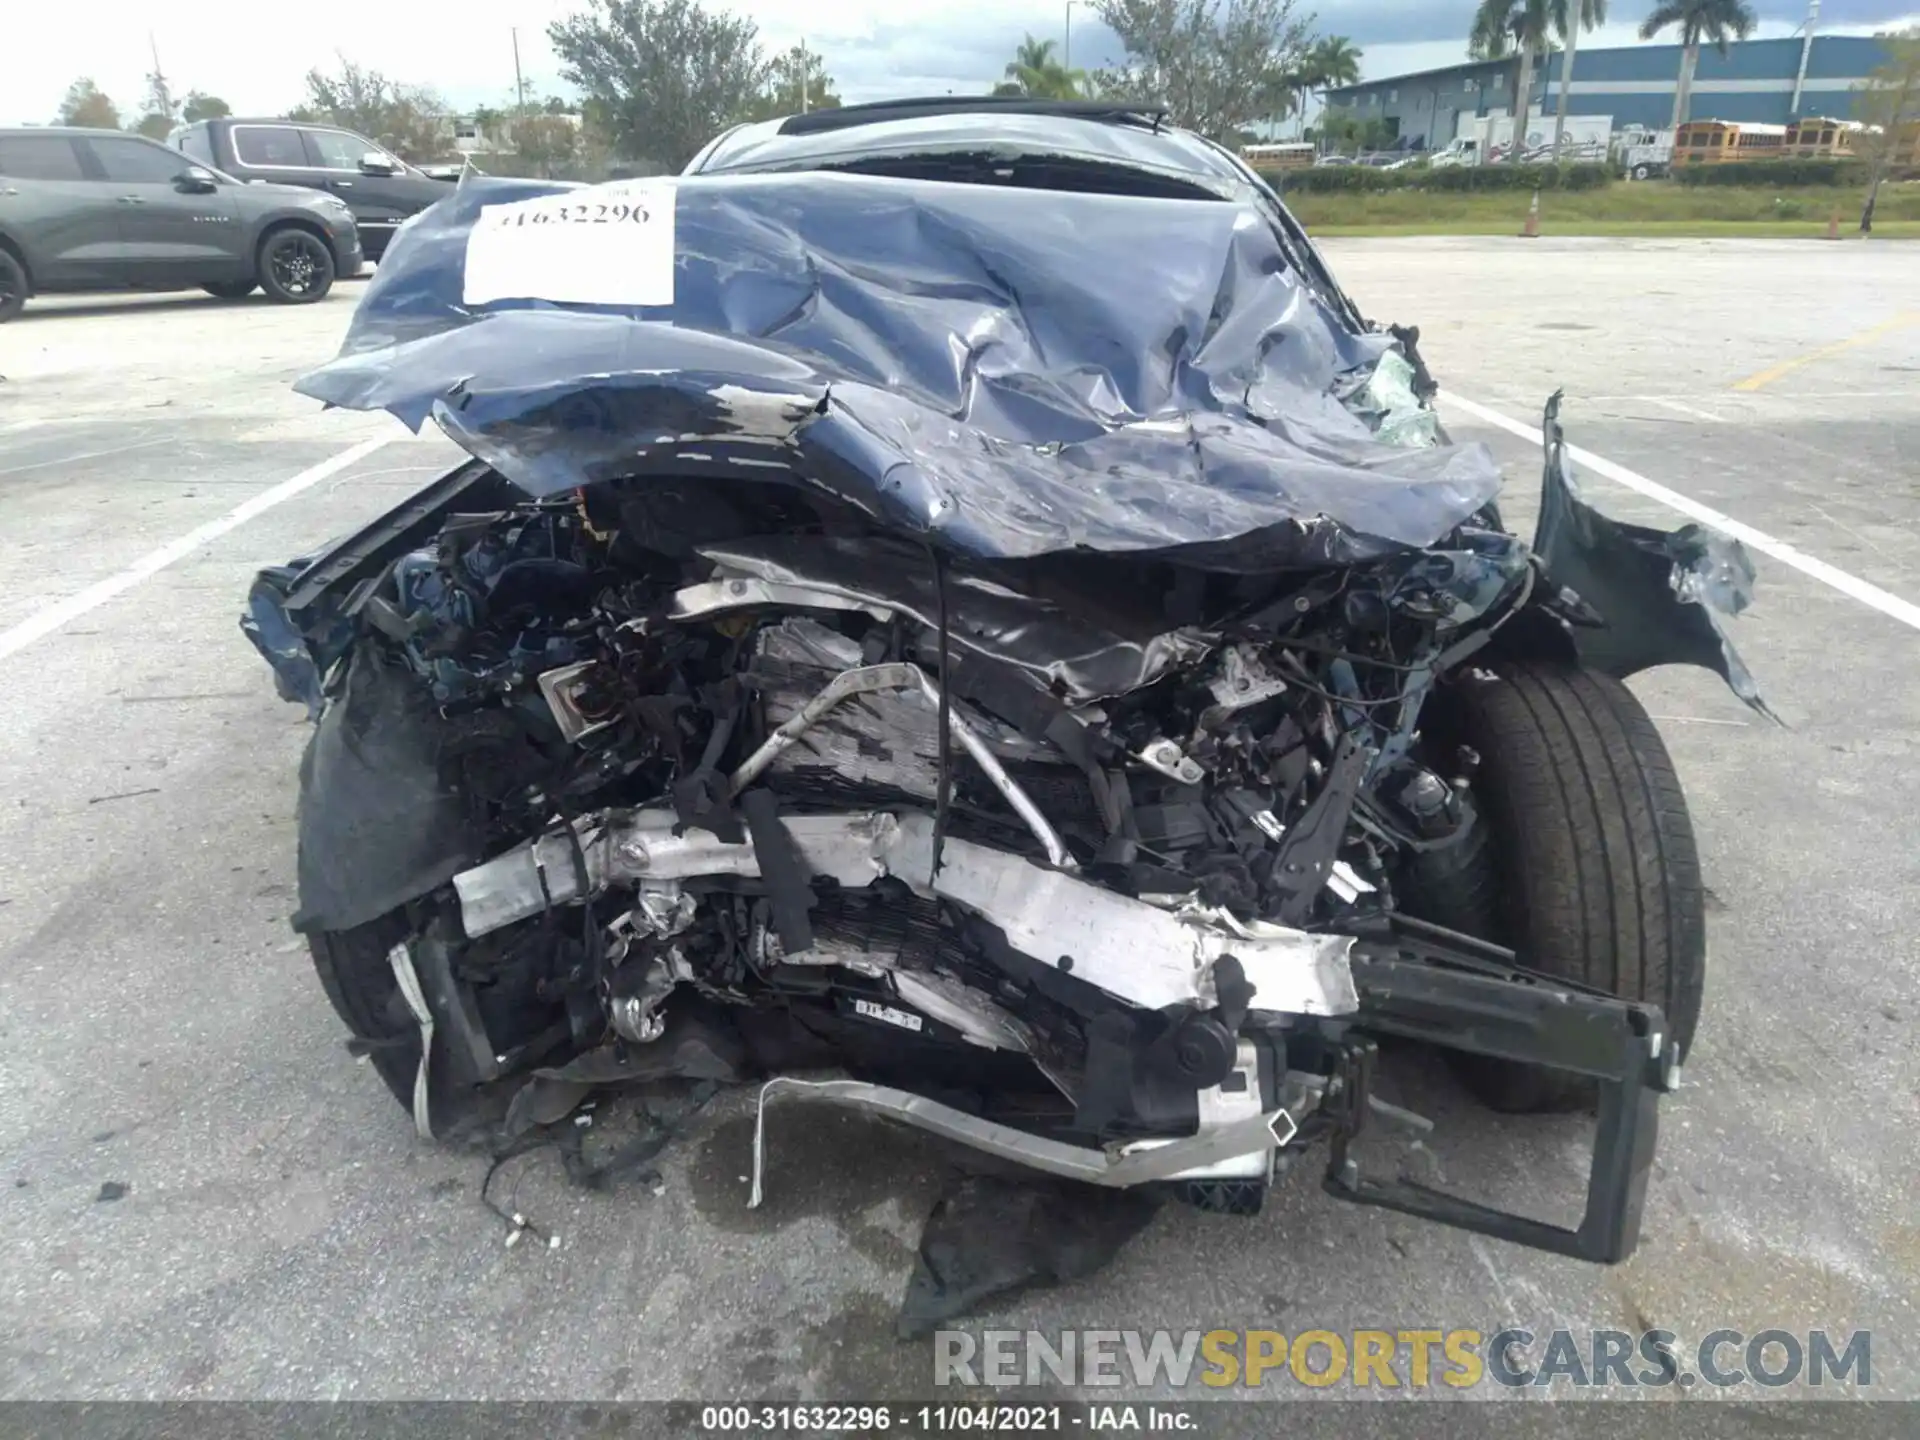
top-left (1442, 392), bottom-right (1920, 635)
top-left (0, 436), bottom-right (171, 476)
top-left (1641, 396), bottom-right (1726, 424)
top-left (0, 436), bottom-right (392, 663)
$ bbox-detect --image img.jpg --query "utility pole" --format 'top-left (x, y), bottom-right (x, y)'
top-left (799, 38), bottom-right (810, 113)
top-left (1064, 1), bottom-right (1075, 72)
top-left (146, 32), bottom-right (175, 120)
top-left (512, 27), bottom-right (526, 110)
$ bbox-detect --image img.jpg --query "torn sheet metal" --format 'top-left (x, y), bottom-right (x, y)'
top-left (1531, 393), bottom-right (1777, 720)
top-left (295, 172), bottom-right (1504, 567)
top-left (241, 559), bottom-right (349, 719)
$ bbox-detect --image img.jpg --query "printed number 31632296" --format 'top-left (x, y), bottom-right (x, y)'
top-left (491, 201), bottom-right (652, 227)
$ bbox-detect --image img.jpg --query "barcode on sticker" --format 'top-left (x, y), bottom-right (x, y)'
top-left (853, 999), bottom-right (924, 1032)
top-left (462, 179), bottom-right (677, 308)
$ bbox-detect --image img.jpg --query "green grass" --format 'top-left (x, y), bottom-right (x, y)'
top-left (1282, 182), bottom-right (1920, 238)
top-left (1307, 220), bottom-right (1920, 239)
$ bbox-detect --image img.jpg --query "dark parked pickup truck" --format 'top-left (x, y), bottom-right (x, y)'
top-left (169, 117), bottom-right (452, 262)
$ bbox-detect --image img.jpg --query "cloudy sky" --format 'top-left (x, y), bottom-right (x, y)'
top-left (4, 0), bottom-right (1913, 127)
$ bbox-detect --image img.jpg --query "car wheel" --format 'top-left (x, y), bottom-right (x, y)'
top-left (0, 249), bottom-right (26, 323)
top-left (309, 904), bottom-right (572, 1132)
top-left (257, 228), bottom-right (335, 304)
top-left (1400, 660), bottom-right (1706, 1112)
top-left (1631, 163), bottom-right (1652, 181)
top-left (309, 915), bottom-right (422, 1111)
top-left (203, 280), bottom-right (257, 300)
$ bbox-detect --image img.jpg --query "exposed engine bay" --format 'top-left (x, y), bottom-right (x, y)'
top-left (242, 145), bottom-right (1771, 1325)
top-left (396, 479), bottom-right (1498, 1117)
top-left (249, 417), bottom-right (1744, 1247)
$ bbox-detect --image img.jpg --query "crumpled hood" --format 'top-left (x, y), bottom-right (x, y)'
top-left (296, 172), bottom-right (1504, 570)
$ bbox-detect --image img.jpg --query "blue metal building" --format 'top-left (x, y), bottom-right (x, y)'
top-left (1323, 35), bottom-right (1894, 148)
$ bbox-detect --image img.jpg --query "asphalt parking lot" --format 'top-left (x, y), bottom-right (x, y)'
top-left (2, 239), bottom-right (1917, 1408)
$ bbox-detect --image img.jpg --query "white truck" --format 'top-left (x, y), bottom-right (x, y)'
top-left (1614, 127), bottom-right (1676, 180)
top-left (1442, 110), bottom-right (1614, 165)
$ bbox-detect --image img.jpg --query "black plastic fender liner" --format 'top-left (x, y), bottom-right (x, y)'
top-left (292, 645), bottom-right (482, 935)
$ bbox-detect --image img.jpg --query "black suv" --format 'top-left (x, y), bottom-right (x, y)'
top-left (0, 128), bottom-right (361, 322)
top-left (170, 118), bottom-right (451, 262)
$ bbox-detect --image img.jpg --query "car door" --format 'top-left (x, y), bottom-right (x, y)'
top-left (298, 127), bottom-right (435, 254)
top-left (78, 134), bottom-right (244, 283)
top-left (0, 133), bottom-right (126, 285)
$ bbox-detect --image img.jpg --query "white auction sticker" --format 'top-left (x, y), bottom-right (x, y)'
top-left (462, 179), bottom-right (677, 308)
top-left (853, 998), bottom-right (924, 1033)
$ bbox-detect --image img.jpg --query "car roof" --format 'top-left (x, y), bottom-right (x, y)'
top-left (0, 126), bottom-right (158, 139)
top-left (687, 96), bottom-right (1255, 197)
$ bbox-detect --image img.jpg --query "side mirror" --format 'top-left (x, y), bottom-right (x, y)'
top-left (358, 152), bottom-right (397, 176)
top-left (177, 167), bottom-right (218, 194)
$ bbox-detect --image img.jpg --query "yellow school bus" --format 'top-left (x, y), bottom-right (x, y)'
top-left (1672, 120), bottom-right (1787, 166)
top-left (1785, 117), bottom-right (1862, 158)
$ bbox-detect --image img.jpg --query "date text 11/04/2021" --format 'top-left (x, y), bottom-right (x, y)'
top-left (698, 1406), bottom-right (1193, 1432)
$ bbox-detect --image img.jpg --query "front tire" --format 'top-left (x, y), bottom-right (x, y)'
top-left (1403, 661), bottom-right (1706, 1112)
top-left (0, 249), bottom-right (26, 323)
top-left (309, 916), bottom-right (421, 1110)
top-left (257, 228), bottom-right (335, 304)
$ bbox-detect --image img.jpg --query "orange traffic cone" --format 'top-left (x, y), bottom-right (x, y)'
top-left (1827, 210), bottom-right (1841, 240)
top-left (1521, 189), bottom-right (1541, 238)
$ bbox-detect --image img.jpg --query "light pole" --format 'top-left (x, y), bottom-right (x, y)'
top-left (1064, 1), bottom-right (1075, 74)
top-left (1789, 0), bottom-right (1821, 119)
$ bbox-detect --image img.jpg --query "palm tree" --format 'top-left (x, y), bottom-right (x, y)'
top-left (1284, 37), bottom-right (1361, 144)
top-left (1309, 36), bottom-right (1363, 92)
top-left (1639, 0), bottom-right (1758, 131)
top-left (1003, 34), bottom-right (1086, 101)
top-left (1551, 0), bottom-right (1607, 152)
top-left (1471, 0), bottom-right (1557, 159)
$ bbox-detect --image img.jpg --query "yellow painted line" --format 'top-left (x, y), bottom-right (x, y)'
top-left (1733, 312), bottom-right (1920, 392)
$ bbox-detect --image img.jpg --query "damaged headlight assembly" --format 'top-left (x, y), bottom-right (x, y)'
top-left (240, 113), bottom-right (1771, 1329)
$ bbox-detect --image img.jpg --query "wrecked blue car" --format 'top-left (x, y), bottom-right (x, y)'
top-left (243, 99), bottom-right (1766, 1324)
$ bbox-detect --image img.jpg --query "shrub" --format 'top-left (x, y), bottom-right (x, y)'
top-left (1263, 162), bottom-right (1612, 195)
top-left (1263, 165), bottom-right (1403, 193)
top-left (1672, 159), bottom-right (1867, 187)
